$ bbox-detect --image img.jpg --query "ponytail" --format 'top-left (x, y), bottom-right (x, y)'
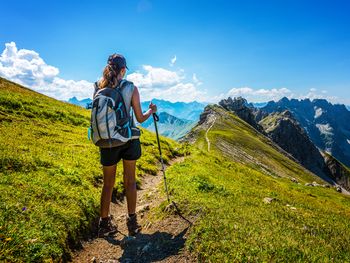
top-left (98, 64), bottom-right (122, 89)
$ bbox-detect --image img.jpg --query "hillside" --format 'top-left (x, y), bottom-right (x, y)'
top-left (168, 104), bottom-right (350, 261)
top-left (0, 77), bottom-right (182, 262)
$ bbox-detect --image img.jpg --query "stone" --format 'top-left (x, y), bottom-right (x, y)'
top-left (136, 204), bottom-right (150, 213)
top-left (263, 197), bottom-right (275, 204)
top-left (312, 181), bottom-right (320, 187)
top-left (291, 177), bottom-right (298, 183)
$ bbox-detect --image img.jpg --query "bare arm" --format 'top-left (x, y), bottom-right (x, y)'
top-left (131, 86), bottom-right (157, 123)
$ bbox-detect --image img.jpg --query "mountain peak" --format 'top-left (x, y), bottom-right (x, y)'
top-left (279, 96), bottom-right (290, 103)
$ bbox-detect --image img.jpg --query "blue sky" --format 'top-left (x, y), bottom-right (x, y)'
top-left (1, 0), bottom-right (350, 104)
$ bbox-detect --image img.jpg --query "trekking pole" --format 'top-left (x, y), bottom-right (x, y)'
top-left (152, 113), bottom-right (170, 203)
top-left (152, 113), bottom-right (192, 225)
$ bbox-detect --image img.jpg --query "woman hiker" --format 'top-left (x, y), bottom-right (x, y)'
top-left (94, 54), bottom-right (157, 237)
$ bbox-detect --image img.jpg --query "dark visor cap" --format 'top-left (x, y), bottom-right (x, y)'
top-left (108, 54), bottom-right (128, 69)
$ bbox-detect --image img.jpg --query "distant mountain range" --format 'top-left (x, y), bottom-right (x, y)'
top-left (139, 99), bottom-right (206, 140)
top-left (141, 99), bottom-right (206, 121)
top-left (140, 112), bottom-right (196, 140)
top-left (68, 97), bottom-right (92, 108)
top-left (261, 97), bottom-right (350, 167)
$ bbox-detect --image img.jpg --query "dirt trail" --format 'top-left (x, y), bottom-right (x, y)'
top-left (205, 116), bottom-right (216, 152)
top-left (72, 157), bottom-right (195, 263)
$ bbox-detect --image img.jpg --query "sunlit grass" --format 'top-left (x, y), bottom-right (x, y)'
top-left (164, 105), bottom-right (350, 262)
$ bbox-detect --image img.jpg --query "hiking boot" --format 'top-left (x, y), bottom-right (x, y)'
top-left (98, 215), bottom-right (117, 237)
top-left (126, 214), bottom-right (142, 236)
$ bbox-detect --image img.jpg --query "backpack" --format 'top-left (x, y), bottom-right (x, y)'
top-left (88, 80), bottom-right (140, 148)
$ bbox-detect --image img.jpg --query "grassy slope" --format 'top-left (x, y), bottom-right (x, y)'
top-left (165, 105), bottom-right (350, 262)
top-left (0, 77), bottom-right (182, 262)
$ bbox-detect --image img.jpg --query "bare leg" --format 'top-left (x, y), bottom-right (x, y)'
top-left (123, 160), bottom-right (137, 215)
top-left (100, 165), bottom-right (116, 218)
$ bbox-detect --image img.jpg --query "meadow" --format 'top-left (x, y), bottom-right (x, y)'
top-left (164, 106), bottom-right (350, 262)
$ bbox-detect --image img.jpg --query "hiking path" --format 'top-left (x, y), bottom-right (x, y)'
top-left (72, 156), bottom-right (196, 263)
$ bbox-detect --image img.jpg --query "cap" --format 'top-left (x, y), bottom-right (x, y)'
top-left (108, 54), bottom-right (128, 70)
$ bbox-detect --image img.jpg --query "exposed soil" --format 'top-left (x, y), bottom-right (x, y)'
top-left (205, 116), bottom-right (216, 152)
top-left (71, 157), bottom-right (196, 263)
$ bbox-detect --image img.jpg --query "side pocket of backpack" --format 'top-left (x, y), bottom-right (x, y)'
top-left (91, 98), bottom-right (101, 143)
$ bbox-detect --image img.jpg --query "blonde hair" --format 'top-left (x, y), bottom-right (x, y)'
top-left (99, 64), bottom-right (122, 89)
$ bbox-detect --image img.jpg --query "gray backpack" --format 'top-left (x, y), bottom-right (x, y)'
top-left (89, 80), bottom-right (140, 148)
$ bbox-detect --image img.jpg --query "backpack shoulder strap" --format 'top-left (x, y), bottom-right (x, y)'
top-left (112, 80), bottom-right (128, 113)
top-left (93, 81), bottom-right (99, 98)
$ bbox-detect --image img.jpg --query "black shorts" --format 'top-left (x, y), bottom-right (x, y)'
top-left (99, 139), bottom-right (141, 166)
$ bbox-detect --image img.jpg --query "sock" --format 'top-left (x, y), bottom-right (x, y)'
top-left (100, 217), bottom-right (109, 226)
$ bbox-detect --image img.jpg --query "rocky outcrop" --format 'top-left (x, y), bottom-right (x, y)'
top-left (219, 97), bottom-right (265, 133)
top-left (261, 97), bottom-right (350, 167)
top-left (322, 152), bottom-right (350, 192)
top-left (259, 110), bottom-right (332, 182)
top-left (181, 105), bottom-right (218, 144)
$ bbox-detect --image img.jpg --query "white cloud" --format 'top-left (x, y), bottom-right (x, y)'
top-left (192, 73), bottom-right (202, 86)
top-left (212, 86), bottom-right (342, 105)
top-left (127, 65), bottom-right (206, 102)
top-left (0, 42), bottom-right (207, 103)
top-left (298, 89), bottom-right (338, 103)
top-left (0, 42), bottom-right (93, 100)
top-left (129, 65), bottom-right (182, 88)
top-left (169, 55), bottom-right (177, 67)
top-left (212, 87), bottom-right (292, 103)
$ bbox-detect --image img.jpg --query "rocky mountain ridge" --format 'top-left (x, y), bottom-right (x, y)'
top-left (259, 110), bottom-right (331, 182)
top-left (219, 97), bottom-right (265, 133)
top-left (217, 96), bottom-right (350, 192)
top-left (262, 97), bottom-right (350, 167)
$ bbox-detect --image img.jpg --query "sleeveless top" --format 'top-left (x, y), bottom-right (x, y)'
top-left (93, 79), bottom-right (136, 127)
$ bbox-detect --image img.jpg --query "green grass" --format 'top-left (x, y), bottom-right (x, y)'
top-left (163, 105), bottom-right (350, 262)
top-left (0, 77), bottom-right (182, 262)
